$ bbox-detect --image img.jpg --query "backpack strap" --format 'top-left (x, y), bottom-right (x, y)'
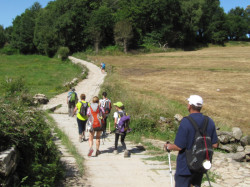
top-left (201, 116), bottom-right (209, 135)
top-left (185, 116), bottom-right (209, 136)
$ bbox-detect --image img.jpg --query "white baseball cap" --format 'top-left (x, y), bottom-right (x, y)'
top-left (187, 95), bottom-right (203, 107)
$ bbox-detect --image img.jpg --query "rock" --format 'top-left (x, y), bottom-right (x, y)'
top-left (159, 116), bottom-right (167, 123)
top-left (33, 94), bottom-right (49, 104)
top-left (0, 147), bottom-right (18, 177)
top-left (237, 146), bottom-right (245, 152)
top-left (174, 114), bottom-right (183, 122)
top-left (228, 152), bottom-right (246, 162)
top-left (232, 127), bottom-right (243, 140)
top-left (218, 134), bottom-right (230, 144)
top-left (240, 135), bottom-right (250, 146)
top-left (245, 145), bottom-right (250, 155)
top-left (216, 130), bottom-right (233, 137)
top-left (246, 155), bottom-right (250, 162)
top-left (219, 144), bottom-right (233, 152)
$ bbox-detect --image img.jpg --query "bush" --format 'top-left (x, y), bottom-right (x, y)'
top-left (0, 80), bottom-right (63, 186)
top-left (57, 46), bottom-right (70, 61)
top-left (0, 45), bottom-right (19, 55)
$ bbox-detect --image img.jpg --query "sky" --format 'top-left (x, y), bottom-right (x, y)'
top-left (0, 0), bottom-right (250, 28)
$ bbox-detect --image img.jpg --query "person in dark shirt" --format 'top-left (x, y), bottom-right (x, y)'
top-left (165, 95), bottom-right (218, 187)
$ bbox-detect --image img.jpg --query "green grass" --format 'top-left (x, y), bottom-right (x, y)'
top-left (46, 113), bottom-right (85, 176)
top-left (0, 55), bottom-right (84, 98)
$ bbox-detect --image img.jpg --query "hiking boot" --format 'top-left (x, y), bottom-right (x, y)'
top-left (88, 148), bottom-right (94, 157)
top-left (124, 150), bottom-right (129, 158)
top-left (96, 150), bottom-right (101, 157)
top-left (113, 150), bottom-right (118, 155)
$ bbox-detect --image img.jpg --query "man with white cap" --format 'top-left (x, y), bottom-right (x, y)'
top-left (164, 95), bottom-right (218, 187)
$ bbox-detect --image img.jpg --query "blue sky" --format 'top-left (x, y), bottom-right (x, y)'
top-left (0, 0), bottom-right (250, 28)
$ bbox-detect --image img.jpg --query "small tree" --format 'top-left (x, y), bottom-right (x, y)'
top-left (114, 20), bottom-right (133, 54)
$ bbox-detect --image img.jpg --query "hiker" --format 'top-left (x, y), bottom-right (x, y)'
top-left (67, 88), bottom-right (78, 117)
top-left (164, 95), bottom-right (218, 187)
top-left (87, 96), bottom-right (105, 157)
top-left (73, 94), bottom-right (89, 143)
top-left (100, 62), bottom-right (105, 73)
top-left (113, 102), bottom-right (130, 157)
top-left (99, 91), bottom-right (112, 134)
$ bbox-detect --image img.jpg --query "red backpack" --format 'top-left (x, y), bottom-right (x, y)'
top-left (89, 106), bottom-right (104, 131)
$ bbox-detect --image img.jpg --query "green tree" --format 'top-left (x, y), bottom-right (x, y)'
top-left (114, 20), bottom-right (133, 53)
top-left (0, 25), bottom-right (6, 48)
top-left (199, 0), bottom-right (227, 44)
top-left (11, 2), bottom-right (41, 54)
top-left (226, 7), bottom-right (249, 40)
top-left (87, 5), bottom-right (114, 54)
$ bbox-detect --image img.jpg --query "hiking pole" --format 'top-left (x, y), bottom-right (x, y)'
top-left (166, 142), bottom-right (174, 187)
top-left (205, 172), bottom-right (212, 187)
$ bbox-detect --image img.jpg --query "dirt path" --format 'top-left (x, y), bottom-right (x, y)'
top-left (46, 57), bottom-right (173, 187)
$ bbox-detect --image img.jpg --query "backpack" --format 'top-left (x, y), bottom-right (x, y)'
top-left (185, 116), bottom-right (214, 173)
top-left (88, 106), bottom-right (104, 131)
top-left (79, 102), bottom-right (88, 117)
top-left (70, 92), bottom-right (76, 102)
top-left (103, 99), bottom-right (111, 114)
top-left (117, 111), bottom-right (130, 133)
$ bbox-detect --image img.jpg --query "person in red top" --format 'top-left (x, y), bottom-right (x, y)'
top-left (87, 96), bottom-right (105, 157)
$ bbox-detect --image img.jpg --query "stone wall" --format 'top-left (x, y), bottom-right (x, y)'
top-left (0, 147), bottom-right (19, 186)
top-left (217, 127), bottom-right (250, 162)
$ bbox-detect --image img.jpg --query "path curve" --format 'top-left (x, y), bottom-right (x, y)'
top-left (46, 57), bottom-right (173, 187)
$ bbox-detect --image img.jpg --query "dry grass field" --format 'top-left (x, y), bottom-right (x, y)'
top-left (88, 45), bottom-right (250, 134)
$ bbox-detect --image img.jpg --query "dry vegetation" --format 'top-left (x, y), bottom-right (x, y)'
top-left (88, 45), bottom-right (250, 134)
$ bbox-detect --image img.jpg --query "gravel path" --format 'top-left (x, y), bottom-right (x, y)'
top-left (46, 57), bottom-right (173, 187)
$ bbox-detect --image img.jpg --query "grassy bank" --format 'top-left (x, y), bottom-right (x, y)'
top-left (0, 55), bottom-right (84, 98)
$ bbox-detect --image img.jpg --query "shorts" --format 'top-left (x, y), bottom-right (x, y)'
top-left (77, 118), bottom-right (87, 134)
top-left (175, 173), bottom-right (203, 187)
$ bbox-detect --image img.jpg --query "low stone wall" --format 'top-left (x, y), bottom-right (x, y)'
top-left (217, 128), bottom-right (250, 162)
top-left (0, 147), bottom-right (19, 186)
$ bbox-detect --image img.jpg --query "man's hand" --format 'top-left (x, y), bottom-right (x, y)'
top-left (164, 141), bottom-right (171, 152)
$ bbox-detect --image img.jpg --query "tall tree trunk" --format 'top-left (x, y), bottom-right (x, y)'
top-left (95, 41), bottom-right (99, 54)
top-left (123, 38), bottom-right (127, 54)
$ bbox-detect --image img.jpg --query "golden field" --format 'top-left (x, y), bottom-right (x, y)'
top-left (88, 45), bottom-right (250, 134)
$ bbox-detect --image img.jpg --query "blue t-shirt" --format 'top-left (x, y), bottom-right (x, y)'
top-left (174, 113), bottom-right (218, 175)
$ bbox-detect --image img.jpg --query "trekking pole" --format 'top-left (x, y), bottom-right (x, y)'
top-left (205, 172), bottom-right (212, 187)
top-left (166, 142), bottom-right (174, 187)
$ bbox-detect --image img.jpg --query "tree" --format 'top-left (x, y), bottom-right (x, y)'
top-left (114, 20), bottom-right (133, 53)
top-left (87, 5), bottom-right (114, 54)
top-left (199, 0), bottom-right (227, 44)
top-left (0, 25), bottom-right (6, 48)
top-left (225, 7), bottom-right (249, 40)
top-left (11, 2), bottom-right (42, 54)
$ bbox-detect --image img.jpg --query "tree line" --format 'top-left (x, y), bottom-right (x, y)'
top-left (0, 0), bottom-right (249, 56)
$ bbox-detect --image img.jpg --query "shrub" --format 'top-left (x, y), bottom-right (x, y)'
top-left (57, 46), bottom-right (70, 61)
top-left (0, 45), bottom-right (19, 55)
top-left (0, 80), bottom-right (63, 186)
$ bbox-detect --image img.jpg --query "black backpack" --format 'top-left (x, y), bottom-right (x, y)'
top-left (79, 102), bottom-right (88, 117)
top-left (185, 116), bottom-right (214, 173)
